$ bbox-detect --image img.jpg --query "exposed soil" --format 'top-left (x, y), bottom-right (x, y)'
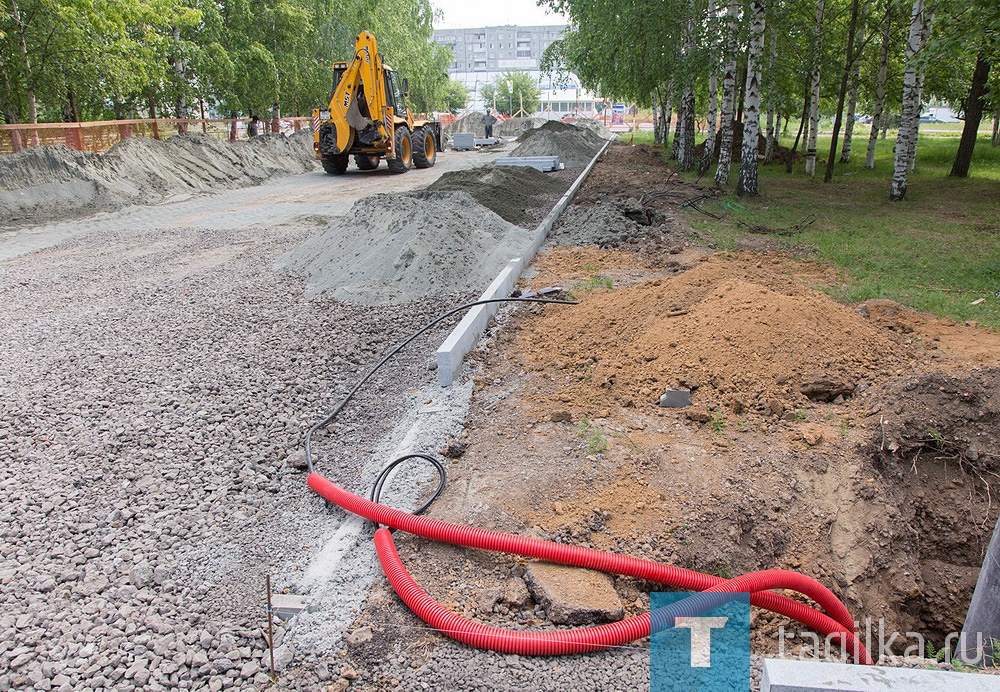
top-left (349, 139), bottom-right (1000, 675)
top-left (427, 164), bottom-right (573, 226)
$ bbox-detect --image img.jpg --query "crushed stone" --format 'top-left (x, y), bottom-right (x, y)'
top-left (569, 117), bottom-right (614, 139)
top-left (0, 130), bottom-right (317, 226)
top-left (510, 121), bottom-right (607, 167)
top-left (275, 190), bottom-right (533, 304)
top-left (549, 196), bottom-right (647, 246)
top-left (427, 164), bottom-right (571, 226)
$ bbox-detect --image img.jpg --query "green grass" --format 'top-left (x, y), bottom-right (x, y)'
top-left (619, 128), bottom-right (1000, 330)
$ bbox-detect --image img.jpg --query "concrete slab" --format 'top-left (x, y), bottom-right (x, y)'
top-left (658, 389), bottom-right (692, 408)
top-left (434, 136), bottom-right (614, 386)
top-left (495, 156), bottom-right (563, 172)
top-left (761, 658), bottom-right (1000, 691)
top-left (270, 593), bottom-right (307, 620)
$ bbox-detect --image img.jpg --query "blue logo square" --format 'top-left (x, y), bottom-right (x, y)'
top-left (650, 591), bottom-right (750, 691)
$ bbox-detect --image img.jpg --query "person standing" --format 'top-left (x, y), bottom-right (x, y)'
top-left (247, 115), bottom-right (261, 138)
top-left (483, 109), bottom-right (497, 139)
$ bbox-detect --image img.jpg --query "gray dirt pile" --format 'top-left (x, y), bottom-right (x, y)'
top-left (444, 113), bottom-right (545, 138)
top-left (275, 190), bottom-right (532, 304)
top-left (0, 130), bottom-right (316, 226)
top-left (510, 120), bottom-right (607, 167)
top-left (426, 164), bottom-right (571, 226)
top-left (549, 197), bottom-right (648, 246)
top-left (570, 117), bottom-right (614, 139)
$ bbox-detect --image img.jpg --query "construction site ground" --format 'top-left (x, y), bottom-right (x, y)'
top-left (2, 131), bottom-right (1000, 692)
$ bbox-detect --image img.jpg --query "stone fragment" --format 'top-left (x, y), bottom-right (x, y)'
top-left (658, 389), bottom-right (691, 408)
top-left (523, 562), bottom-right (624, 625)
top-left (345, 627), bottom-right (372, 646)
top-left (500, 577), bottom-right (532, 609)
top-left (799, 373), bottom-right (855, 402)
top-left (550, 411), bottom-right (572, 423)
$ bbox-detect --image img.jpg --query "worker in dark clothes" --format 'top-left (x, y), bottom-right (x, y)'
top-left (483, 109), bottom-right (497, 139)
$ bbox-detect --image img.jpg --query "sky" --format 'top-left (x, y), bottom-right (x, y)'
top-left (430, 0), bottom-right (567, 30)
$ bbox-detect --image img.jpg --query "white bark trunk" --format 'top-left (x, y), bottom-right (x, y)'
top-left (678, 87), bottom-right (696, 171)
top-left (805, 0), bottom-right (825, 176)
top-left (866, 7), bottom-right (892, 169)
top-left (715, 0), bottom-right (739, 186)
top-left (701, 0), bottom-right (719, 173)
top-left (890, 0), bottom-right (929, 200)
top-left (737, 0), bottom-right (766, 196)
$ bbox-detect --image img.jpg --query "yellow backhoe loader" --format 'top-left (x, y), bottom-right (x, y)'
top-left (312, 31), bottom-right (442, 175)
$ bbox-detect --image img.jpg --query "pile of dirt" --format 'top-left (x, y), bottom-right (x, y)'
top-left (570, 117), bottom-right (614, 139)
top-left (426, 164), bottom-right (571, 226)
top-left (496, 116), bottom-right (546, 138)
top-left (275, 190), bottom-right (533, 304)
top-left (509, 121), bottom-right (606, 167)
top-left (444, 113), bottom-right (546, 139)
top-left (0, 131), bottom-right (316, 226)
top-left (549, 196), bottom-right (665, 247)
top-left (515, 252), bottom-right (913, 414)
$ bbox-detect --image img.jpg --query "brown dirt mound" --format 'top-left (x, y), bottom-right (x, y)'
top-left (426, 164), bottom-right (571, 226)
top-left (516, 252), bottom-right (912, 414)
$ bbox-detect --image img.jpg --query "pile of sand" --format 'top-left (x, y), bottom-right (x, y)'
top-left (444, 113), bottom-right (546, 139)
top-left (516, 253), bottom-right (912, 413)
top-left (510, 121), bottom-right (606, 168)
top-left (570, 117), bottom-right (614, 139)
top-left (275, 191), bottom-right (533, 304)
top-left (0, 131), bottom-right (316, 226)
top-left (427, 164), bottom-right (570, 226)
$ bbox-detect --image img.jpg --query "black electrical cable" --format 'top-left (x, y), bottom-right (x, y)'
top-left (303, 296), bottom-right (576, 516)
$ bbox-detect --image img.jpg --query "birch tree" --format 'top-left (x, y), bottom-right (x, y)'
top-left (737, 0), bottom-right (766, 196)
top-left (866, 5), bottom-right (894, 169)
top-left (804, 0), bottom-right (825, 176)
top-left (889, 0), bottom-right (932, 201)
top-left (715, 0), bottom-right (739, 187)
top-left (700, 0), bottom-right (719, 174)
top-left (839, 19), bottom-right (864, 163)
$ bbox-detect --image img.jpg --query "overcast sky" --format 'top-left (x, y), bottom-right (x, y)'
top-left (430, 0), bottom-right (567, 30)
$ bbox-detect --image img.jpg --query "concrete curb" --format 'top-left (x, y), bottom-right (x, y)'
top-left (434, 135), bottom-right (615, 386)
top-left (761, 657), bottom-right (1000, 691)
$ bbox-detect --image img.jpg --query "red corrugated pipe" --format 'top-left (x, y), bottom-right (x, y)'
top-left (308, 472), bottom-right (872, 663)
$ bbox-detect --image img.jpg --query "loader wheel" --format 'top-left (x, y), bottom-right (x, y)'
top-left (411, 127), bottom-right (437, 169)
top-left (321, 154), bottom-right (349, 175)
top-left (354, 154), bottom-right (380, 171)
top-left (386, 127), bottom-right (411, 174)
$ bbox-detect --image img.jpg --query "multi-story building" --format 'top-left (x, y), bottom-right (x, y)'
top-left (432, 24), bottom-right (597, 116)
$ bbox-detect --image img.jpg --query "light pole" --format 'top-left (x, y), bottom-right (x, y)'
top-left (507, 79), bottom-right (513, 117)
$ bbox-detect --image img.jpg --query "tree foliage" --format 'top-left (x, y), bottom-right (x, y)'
top-left (0, 0), bottom-right (453, 124)
top-left (480, 70), bottom-right (541, 115)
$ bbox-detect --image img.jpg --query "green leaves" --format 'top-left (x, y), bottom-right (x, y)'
top-left (480, 70), bottom-right (541, 115)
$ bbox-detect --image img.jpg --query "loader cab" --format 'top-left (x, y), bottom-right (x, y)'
top-left (331, 63), bottom-right (348, 98)
top-left (385, 68), bottom-right (408, 119)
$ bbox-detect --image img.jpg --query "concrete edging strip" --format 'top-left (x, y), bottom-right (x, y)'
top-left (761, 657), bottom-right (1000, 692)
top-left (434, 135), bottom-right (615, 386)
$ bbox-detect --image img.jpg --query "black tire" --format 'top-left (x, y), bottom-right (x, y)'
top-left (386, 126), bottom-right (411, 174)
top-left (321, 154), bottom-right (349, 175)
top-left (354, 154), bottom-right (380, 171)
top-left (411, 127), bottom-right (437, 169)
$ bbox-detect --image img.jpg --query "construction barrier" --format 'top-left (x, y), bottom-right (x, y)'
top-left (0, 117), bottom-right (315, 156)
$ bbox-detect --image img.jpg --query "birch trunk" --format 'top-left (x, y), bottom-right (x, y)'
top-left (737, 0), bottom-right (766, 197)
top-left (840, 22), bottom-right (864, 163)
top-left (993, 108), bottom-right (999, 147)
top-left (805, 0), bottom-right (825, 176)
top-left (678, 87), bottom-right (696, 171)
top-left (866, 6), bottom-right (893, 169)
top-left (652, 90), bottom-right (663, 145)
top-left (700, 0), bottom-right (719, 174)
top-left (763, 24), bottom-right (778, 165)
top-left (715, 0), bottom-right (739, 186)
top-left (823, 0), bottom-right (861, 182)
top-left (171, 26), bottom-right (188, 134)
top-left (889, 0), bottom-right (929, 201)
top-left (702, 71), bottom-right (719, 172)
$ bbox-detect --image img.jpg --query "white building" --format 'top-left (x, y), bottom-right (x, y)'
top-left (432, 24), bottom-right (597, 116)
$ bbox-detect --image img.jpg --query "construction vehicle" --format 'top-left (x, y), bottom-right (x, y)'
top-left (312, 31), bottom-right (442, 175)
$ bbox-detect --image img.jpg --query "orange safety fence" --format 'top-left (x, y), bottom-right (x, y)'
top-left (0, 117), bottom-right (315, 156)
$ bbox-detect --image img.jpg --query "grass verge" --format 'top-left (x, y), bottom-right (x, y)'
top-left (620, 130), bottom-right (1000, 330)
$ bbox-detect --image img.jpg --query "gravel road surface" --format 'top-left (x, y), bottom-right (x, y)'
top-left (0, 147), bottom-right (505, 691)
